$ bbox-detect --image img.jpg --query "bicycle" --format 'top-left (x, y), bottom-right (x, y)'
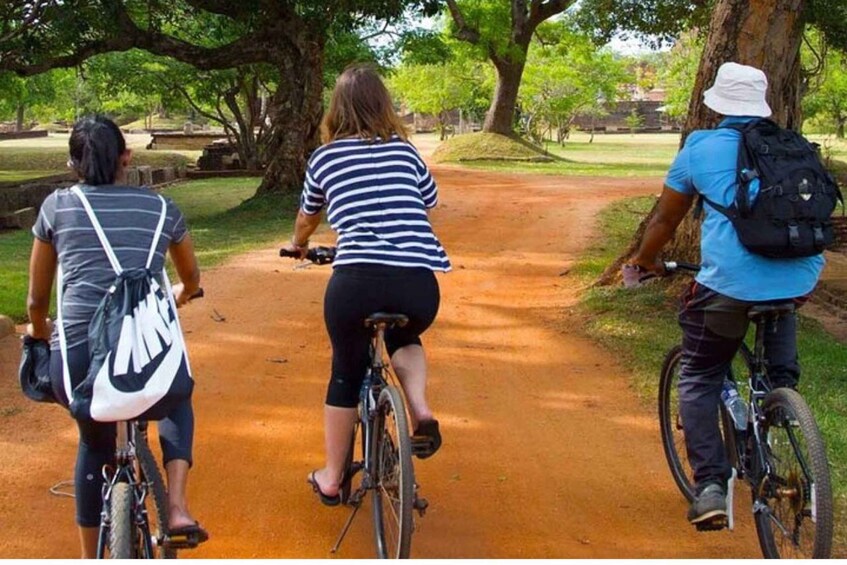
top-left (96, 288), bottom-right (205, 559)
top-left (653, 261), bottom-right (833, 558)
top-left (280, 246), bottom-right (430, 558)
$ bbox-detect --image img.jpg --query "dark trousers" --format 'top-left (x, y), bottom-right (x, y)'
top-left (323, 264), bottom-right (440, 408)
top-left (678, 283), bottom-right (801, 491)
top-left (50, 345), bottom-right (194, 527)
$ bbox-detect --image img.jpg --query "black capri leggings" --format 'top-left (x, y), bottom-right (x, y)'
top-left (50, 344), bottom-right (194, 527)
top-left (324, 264), bottom-right (440, 408)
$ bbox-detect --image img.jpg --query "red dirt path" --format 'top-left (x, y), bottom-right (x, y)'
top-left (0, 167), bottom-right (762, 558)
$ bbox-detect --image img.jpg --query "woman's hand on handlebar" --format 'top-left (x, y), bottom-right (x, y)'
top-left (622, 259), bottom-right (666, 288)
top-left (172, 283), bottom-right (203, 307)
top-left (280, 241), bottom-right (308, 260)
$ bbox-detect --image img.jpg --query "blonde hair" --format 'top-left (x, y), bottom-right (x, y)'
top-left (321, 64), bottom-right (409, 144)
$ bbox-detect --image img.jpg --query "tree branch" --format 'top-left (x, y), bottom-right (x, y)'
top-left (529, 0), bottom-right (571, 29)
top-left (445, 0), bottom-right (480, 44)
top-left (0, 1), bottom-right (290, 76)
top-left (181, 0), bottom-right (252, 19)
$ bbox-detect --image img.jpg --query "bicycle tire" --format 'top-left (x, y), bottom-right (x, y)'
top-left (753, 387), bottom-right (833, 559)
top-left (137, 429), bottom-right (176, 559)
top-left (109, 482), bottom-right (136, 559)
top-left (370, 385), bottom-right (414, 559)
top-left (658, 345), bottom-right (745, 502)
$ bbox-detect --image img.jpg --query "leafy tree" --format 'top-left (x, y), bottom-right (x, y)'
top-left (657, 30), bottom-right (703, 124)
top-left (520, 27), bottom-right (628, 144)
top-left (390, 59), bottom-right (489, 139)
top-left (804, 47), bottom-right (847, 138)
top-left (0, 0), bottom-right (439, 195)
top-left (445, 0), bottom-right (573, 135)
top-left (0, 70), bottom-right (76, 130)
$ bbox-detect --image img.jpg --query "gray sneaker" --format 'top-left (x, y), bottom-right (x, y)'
top-left (688, 483), bottom-right (728, 530)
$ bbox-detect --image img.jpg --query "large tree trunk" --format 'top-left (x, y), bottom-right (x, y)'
top-left (15, 103), bottom-right (24, 132)
top-left (597, 0), bottom-right (807, 285)
top-left (255, 47), bottom-right (324, 195)
top-left (483, 57), bottom-right (526, 135)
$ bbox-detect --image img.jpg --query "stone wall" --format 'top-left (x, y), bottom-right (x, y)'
top-left (0, 130), bottom-right (48, 141)
top-left (0, 166), bottom-right (187, 231)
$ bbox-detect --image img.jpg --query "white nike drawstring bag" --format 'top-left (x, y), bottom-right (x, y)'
top-left (60, 186), bottom-right (194, 422)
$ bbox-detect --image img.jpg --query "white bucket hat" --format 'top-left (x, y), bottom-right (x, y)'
top-left (703, 62), bottom-right (772, 118)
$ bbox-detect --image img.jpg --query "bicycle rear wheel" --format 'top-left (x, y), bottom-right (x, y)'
top-left (658, 345), bottom-right (743, 502)
top-left (109, 482), bottom-right (137, 559)
top-left (370, 385), bottom-right (414, 559)
top-left (137, 429), bottom-right (176, 558)
top-left (753, 387), bottom-right (833, 559)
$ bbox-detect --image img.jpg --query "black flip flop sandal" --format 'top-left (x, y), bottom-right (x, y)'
top-left (307, 470), bottom-right (341, 506)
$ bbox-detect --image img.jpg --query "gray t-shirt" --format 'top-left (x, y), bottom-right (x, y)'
top-left (33, 184), bottom-right (188, 351)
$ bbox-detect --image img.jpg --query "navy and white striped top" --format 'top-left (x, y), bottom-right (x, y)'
top-left (300, 136), bottom-right (451, 272)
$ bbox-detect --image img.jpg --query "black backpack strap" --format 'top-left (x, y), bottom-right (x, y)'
top-left (720, 119), bottom-right (763, 217)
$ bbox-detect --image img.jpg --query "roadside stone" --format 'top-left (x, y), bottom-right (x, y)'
top-left (0, 315), bottom-right (15, 340)
top-left (137, 166), bottom-right (153, 187)
top-left (125, 167), bottom-right (141, 187)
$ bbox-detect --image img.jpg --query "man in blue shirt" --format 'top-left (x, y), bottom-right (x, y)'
top-left (629, 62), bottom-right (824, 529)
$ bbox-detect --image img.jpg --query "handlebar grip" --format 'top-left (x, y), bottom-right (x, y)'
top-left (189, 288), bottom-right (204, 301)
top-left (279, 248), bottom-right (301, 258)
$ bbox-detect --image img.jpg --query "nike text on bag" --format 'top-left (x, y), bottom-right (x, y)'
top-left (61, 186), bottom-right (193, 422)
top-left (701, 119), bottom-right (843, 258)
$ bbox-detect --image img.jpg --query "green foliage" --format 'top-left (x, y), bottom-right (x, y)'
top-left (804, 46), bottom-right (847, 138)
top-left (390, 58), bottom-right (491, 133)
top-left (520, 26), bottom-right (629, 143)
top-left (657, 30), bottom-right (702, 123)
top-left (623, 108), bottom-right (644, 130)
top-left (0, 69), bottom-right (82, 126)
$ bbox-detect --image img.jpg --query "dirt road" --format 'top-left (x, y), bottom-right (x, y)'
top-left (0, 167), bottom-right (763, 558)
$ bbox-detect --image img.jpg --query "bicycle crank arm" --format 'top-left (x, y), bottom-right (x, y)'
top-left (330, 505), bottom-right (360, 554)
top-left (727, 468), bottom-right (736, 531)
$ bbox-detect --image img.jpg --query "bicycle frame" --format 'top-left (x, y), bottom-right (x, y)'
top-left (331, 322), bottom-right (394, 552)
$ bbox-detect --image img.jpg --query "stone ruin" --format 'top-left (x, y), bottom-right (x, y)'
top-left (197, 140), bottom-right (242, 171)
top-left (0, 165), bottom-right (186, 231)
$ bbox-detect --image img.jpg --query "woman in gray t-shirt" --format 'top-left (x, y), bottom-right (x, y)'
top-left (26, 116), bottom-right (207, 557)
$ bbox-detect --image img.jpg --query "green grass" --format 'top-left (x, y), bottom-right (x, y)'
top-left (0, 177), bottom-right (297, 321)
top-left (434, 131), bottom-right (676, 177)
top-left (0, 170), bottom-right (64, 184)
top-left (0, 147), bottom-right (190, 175)
top-left (573, 196), bottom-right (847, 556)
top-left (432, 132), bottom-right (553, 163)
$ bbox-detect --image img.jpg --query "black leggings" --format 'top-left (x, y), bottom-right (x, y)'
top-left (50, 345), bottom-right (194, 527)
top-left (324, 264), bottom-right (440, 408)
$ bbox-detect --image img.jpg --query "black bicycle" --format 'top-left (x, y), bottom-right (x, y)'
top-left (655, 261), bottom-right (833, 558)
top-left (281, 246), bottom-right (429, 558)
top-left (97, 289), bottom-right (205, 559)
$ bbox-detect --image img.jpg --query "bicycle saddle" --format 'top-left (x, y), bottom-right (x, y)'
top-left (364, 312), bottom-right (409, 328)
top-left (747, 303), bottom-right (795, 320)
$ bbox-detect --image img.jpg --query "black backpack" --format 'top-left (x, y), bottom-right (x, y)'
top-left (699, 118), bottom-right (843, 258)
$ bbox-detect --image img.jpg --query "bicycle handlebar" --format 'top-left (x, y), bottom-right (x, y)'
top-left (663, 261), bottom-right (701, 274)
top-left (279, 246), bottom-right (337, 265)
top-left (622, 260), bottom-right (701, 288)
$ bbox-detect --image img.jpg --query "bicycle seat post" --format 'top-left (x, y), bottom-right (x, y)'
top-left (116, 421), bottom-right (132, 464)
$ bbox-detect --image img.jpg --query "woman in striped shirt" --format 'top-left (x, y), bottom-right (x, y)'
top-left (281, 64), bottom-right (450, 505)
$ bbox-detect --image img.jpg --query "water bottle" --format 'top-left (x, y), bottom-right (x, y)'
top-left (721, 379), bottom-right (748, 431)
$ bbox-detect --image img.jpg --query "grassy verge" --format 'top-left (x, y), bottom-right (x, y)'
top-left (0, 147), bottom-right (191, 178)
top-left (573, 196), bottom-right (847, 555)
top-left (433, 131), bottom-right (676, 177)
top-left (0, 177), bottom-right (297, 321)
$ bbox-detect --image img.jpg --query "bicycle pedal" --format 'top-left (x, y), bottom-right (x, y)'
top-left (411, 437), bottom-right (435, 456)
top-left (695, 516), bottom-right (729, 532)
top-left (164, 534), bottom-right (200, 550)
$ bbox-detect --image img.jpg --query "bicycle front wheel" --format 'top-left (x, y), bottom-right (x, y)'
top-left (753, 387), bottom-right (833, 559)
top-left (658, 346), bottom-right (741, 502)
top-left (109, 482), bottom-right (137, 559)
top-left (370, 385), bottom-right (414, 559)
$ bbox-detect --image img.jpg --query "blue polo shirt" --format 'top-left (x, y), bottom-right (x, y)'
top-left (665, 116), bottom-right (824, 301)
